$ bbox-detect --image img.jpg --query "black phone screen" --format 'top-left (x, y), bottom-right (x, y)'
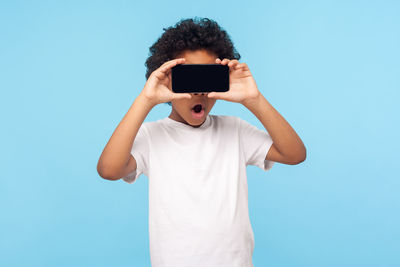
top-left (171, 64), bottom-right (229, 93)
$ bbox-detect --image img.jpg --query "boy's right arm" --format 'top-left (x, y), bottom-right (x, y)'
top-left (97, 57), bottom-right (191, 181)
top-left (97, 93), bottom-right (154, 180)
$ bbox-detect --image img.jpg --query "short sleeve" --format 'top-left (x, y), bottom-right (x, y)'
top-left (237, 117), bottom-right (274, 171)
top-left (122, 123), bottom-right (149, 184)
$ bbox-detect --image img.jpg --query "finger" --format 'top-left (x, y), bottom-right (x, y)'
top-left (207, 91), bottom-right (227, 99)
top-left (159, 58), bottom-right (186, 75)
top-left (228, 59), bottom-right (239, 67)
top-left (221, 58), bottom-right (230, 65)
top-left (161, 58), bottom-right (185, 73)
top-left (171, 92), bottom-right (192, 100)
top-left (235, 63), bottom-right (247, 70)
top-left (167, 72), bottom-right (172, 89)
top-left (162, 57), bottom-right (186, 67)
top-left (235, 63), bottom-right (244, 69)
top-left (215, 58), bottom-right (222, 64)
top-left (238, 63), bottom-right (249, 70)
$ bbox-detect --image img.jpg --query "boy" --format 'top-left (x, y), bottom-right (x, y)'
top-left (97, 17), bottom-right (306, 267)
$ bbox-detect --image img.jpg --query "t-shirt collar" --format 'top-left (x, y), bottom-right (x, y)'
top-left (163, 114), bottom-right (211, 130)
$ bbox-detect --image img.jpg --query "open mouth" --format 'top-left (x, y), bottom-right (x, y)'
top-left (191, 103), bottom-right (205, 119)
top-left (192, 104), bottom-right (203, 113)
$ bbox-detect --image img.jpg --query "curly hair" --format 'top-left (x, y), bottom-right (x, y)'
top-left (144, 17), bottom-right (241, 106)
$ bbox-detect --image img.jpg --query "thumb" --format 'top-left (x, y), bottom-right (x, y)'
top-left (171, 93), bottom-right (192, 100)
top-left (207, 92), bottom-right (225, 99)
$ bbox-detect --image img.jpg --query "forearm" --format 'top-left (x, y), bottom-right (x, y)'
top-left (97, 92), bottom-right (154, 178)
top-left (243, 93), bottom-right (306, 161)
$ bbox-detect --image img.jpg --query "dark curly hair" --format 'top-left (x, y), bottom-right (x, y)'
top-left (144, 17), bottom-right (241, 106)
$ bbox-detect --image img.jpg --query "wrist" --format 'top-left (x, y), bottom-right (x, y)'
top-left (136, 92), bottom-right (157, 110)
top-left (241, 92), bottom-right (263, 108)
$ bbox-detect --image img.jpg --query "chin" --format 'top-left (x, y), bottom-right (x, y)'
top-left (187, 118), bottom-right (203, 126)
top-left (187, 114), bottom-right (206, 126)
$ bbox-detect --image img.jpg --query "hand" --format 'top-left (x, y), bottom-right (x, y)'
top-left (141, 58), bottom-right (192, 106)
top-left (207, 58), bottom-right (261, 105)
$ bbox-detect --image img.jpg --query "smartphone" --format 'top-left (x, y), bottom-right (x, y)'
top-left (171, 64), bottom-right (229, 93)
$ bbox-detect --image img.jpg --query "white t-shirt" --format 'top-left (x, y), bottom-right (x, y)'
top-left (123, 114), bottom-right (274, 267)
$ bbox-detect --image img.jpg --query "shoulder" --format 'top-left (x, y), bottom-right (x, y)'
top-left (137, 120), bottom-right (162, 135)
top-left (141, 119), bottom-right (163, 130)
top-left (210, 114), bottom-right (241, 127)
top-left (139, 117), bottom-right (176, 135)
top-left (213, 115), bottom-right (259, 132)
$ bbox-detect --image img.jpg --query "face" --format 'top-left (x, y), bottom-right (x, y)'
top-left (168, 49), bottom-right (218, 128)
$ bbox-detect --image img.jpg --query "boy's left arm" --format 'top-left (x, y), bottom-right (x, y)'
top-left (242, 93), bottom-right (306, 165)
top-left (208, 58), bottom-right (307, 165)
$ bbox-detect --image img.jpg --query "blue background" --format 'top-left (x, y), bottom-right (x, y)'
top-left (1, 0), bottom-right (399, 266)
